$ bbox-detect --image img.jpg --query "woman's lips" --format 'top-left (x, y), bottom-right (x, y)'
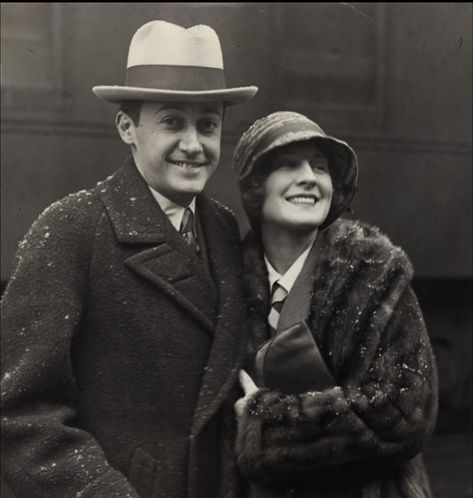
top-left (285, 194), bottom-right (319, 205)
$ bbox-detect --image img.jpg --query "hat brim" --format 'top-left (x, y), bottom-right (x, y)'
top-left (92, 85), bottom-right (258, 106)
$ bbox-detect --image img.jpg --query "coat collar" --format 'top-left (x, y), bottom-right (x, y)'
top-left (99, 157), bottom-right (218, 333)
top-left (99, 157), bottom-right (247, 439)
top-left (242, 219), bottom-right (414, 353)
top-left (98, 156), bottom-right (169, 245)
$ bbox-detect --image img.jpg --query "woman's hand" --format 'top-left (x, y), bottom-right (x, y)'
top-left (234, 369), bottom-right (259, 420)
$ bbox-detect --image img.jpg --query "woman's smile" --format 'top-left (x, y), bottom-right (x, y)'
top-left (285, 193), bottom-right (319, 205)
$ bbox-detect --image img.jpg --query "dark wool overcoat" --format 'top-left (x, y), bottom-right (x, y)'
top-left (236, 220), bottom-right (438, 498)
top-left (1, 158), bottom-right (247, 498)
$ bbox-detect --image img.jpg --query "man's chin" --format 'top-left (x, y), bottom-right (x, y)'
top-left (178, 184), bottom-right (206, 196)
top-left (171, 186), bottom-right (206, 205)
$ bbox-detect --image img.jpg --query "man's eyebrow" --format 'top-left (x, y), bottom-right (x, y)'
top-left (201, 107), bottom-right (223, 117)
top-left (154, 104), bottom-right (181, 114)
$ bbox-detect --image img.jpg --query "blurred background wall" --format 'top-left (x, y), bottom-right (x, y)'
top-left (1, 3), bottom-right (472, 497)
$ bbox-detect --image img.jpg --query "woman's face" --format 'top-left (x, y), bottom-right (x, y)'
top-left (261, 141), bottom-right (333, 234)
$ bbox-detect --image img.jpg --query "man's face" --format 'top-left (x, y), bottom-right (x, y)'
top-left (129, 101), bottom-right (223, 206)
top-left (261, 141), bottom-right (333, 234)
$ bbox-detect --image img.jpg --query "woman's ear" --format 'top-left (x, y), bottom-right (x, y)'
top-left (116, 111), bottom-right (136, 145)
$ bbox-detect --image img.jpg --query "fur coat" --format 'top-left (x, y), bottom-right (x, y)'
top-left (236, 219), bottom-right (438, 498)
top-left (1, 158), bottom-right (247, 498)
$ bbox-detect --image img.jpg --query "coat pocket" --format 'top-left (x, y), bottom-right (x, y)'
top-left (128, 447), bottom-right (158, 498)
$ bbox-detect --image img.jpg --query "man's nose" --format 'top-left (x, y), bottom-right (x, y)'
top-left (295, 160), bottom-right (317, 186)
top-left (179, 127), bottom-right (203, 155)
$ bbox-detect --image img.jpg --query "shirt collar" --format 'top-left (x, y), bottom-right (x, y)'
top-left (148, 187), bottom-right (196, 231)
top-left (264, 239), bottom-right (315, 295)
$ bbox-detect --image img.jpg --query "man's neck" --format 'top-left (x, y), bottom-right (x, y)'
top-left (148, 185), bottom-right (195, 210)
top-left (132, 154), bottom-right (195, 207)
top-left (261, 225), bottom-right (318, 275)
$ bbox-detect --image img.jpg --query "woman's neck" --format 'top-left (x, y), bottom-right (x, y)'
top-left (261, 225), bottom-right (318, 275)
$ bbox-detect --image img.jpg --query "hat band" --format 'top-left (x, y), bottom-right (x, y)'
top-left (125, 65), bottom-right (226, 91)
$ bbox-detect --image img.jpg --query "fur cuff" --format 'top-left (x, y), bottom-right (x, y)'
top-left (246, 389), bottom-right (304, 423)
top-left (236, 400), bottom-right (267, 483)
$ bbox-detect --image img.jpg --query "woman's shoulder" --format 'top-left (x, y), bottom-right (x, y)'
top-left (325, 218), bottom-right (414, 277)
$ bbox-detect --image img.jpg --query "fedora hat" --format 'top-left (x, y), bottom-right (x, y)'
top-left (93, 20), bottom-right (258, 106)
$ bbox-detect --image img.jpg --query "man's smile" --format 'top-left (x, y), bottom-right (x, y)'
top-left (168, 159), bottom-right (208, 170)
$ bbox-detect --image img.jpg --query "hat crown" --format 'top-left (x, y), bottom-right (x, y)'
top-left (127, 20), bottom-right (223, 69)
top-left (234, 111), bottom-right (327, 179)
top-left (92, 19), bottom-right (258, 105)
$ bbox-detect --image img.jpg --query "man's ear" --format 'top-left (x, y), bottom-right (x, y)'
top-left (116, 111), bottom-right (136, 145)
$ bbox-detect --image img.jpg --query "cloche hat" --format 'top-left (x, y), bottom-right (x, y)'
top-left (93, 20), bottom-right (258, 105)
top-left (234, 111), bottom-right (358, 229)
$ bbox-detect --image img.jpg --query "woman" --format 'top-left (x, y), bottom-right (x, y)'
top-left (232, 112), bottom-right (438, 498)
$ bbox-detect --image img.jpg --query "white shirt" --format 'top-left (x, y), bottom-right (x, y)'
top-left (148, 187), bottom-right (196, 231)
top-left (264, 240), bottom-right (315, 296)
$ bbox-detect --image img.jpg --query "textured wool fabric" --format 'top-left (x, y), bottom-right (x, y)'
top-left (1, 157), bottom-right (247, 498)
top-left (236, 219), bottom-right (438, 498)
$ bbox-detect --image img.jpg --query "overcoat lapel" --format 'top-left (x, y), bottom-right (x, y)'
top-left (190, 196), bottom-right (246, 438)
top-left (99, 158), bottom-right (218, 334)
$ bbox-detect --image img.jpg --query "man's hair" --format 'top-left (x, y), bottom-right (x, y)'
top-left (119, 101), bottom-right (143, 125)
top-left (117, 101), bottom-right (226, 126)
top-left (240, 138), bottom-right (334, 233)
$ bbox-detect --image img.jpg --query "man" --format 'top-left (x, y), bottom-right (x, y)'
top-left (1, 21), bottom-right (257, 498)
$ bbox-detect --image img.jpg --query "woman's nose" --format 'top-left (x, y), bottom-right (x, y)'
top-left (179, 127), bottom-right (203, 155)
top-left (295, 160), bottom-right (317, 186)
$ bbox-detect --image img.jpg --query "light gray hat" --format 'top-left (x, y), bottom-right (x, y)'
top-left (93, 20), bottom-right (258, 106)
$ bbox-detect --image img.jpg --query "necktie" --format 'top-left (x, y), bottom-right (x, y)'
top-left (267, 281), bottom-right (288, 335)
top-left (179, 207), bottom-right (199, 254)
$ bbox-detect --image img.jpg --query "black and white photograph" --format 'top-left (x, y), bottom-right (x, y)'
top-left (1, 3), bottom-right (472, 498)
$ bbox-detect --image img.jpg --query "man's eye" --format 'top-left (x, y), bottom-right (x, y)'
top-left (199, 120), bottom-right (218, 132)
top-left (161, 116), bottom-right (180, 127)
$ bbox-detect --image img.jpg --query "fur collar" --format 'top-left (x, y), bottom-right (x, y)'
top-left (242, 218), bottom-right (414, 380)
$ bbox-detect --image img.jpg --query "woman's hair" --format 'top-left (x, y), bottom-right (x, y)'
top-left (240, 138), bottom-right (335, 233)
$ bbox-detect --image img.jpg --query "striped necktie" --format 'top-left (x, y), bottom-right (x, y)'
top-left (179, 207), bottom-right (199, 254)
top-left (267, 281), bottom-right (288, 335)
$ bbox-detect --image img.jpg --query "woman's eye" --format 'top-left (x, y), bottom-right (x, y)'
top-left (274, 157), bottom-right (298, 169)
top-left (312, 161), bottom-right (329, 172)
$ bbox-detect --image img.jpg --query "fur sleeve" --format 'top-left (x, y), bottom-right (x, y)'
top-left (236, 285), bottom-right (438, 483)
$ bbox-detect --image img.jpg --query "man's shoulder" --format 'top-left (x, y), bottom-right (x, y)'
top-left (25, 185), bottom-right (106, 245)
top-left (208, 197), bottom-right (237, 221)
top-left (40, 186), bottom-right (103, 222)
top-left (202, 197), bottom-right (241, 243)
